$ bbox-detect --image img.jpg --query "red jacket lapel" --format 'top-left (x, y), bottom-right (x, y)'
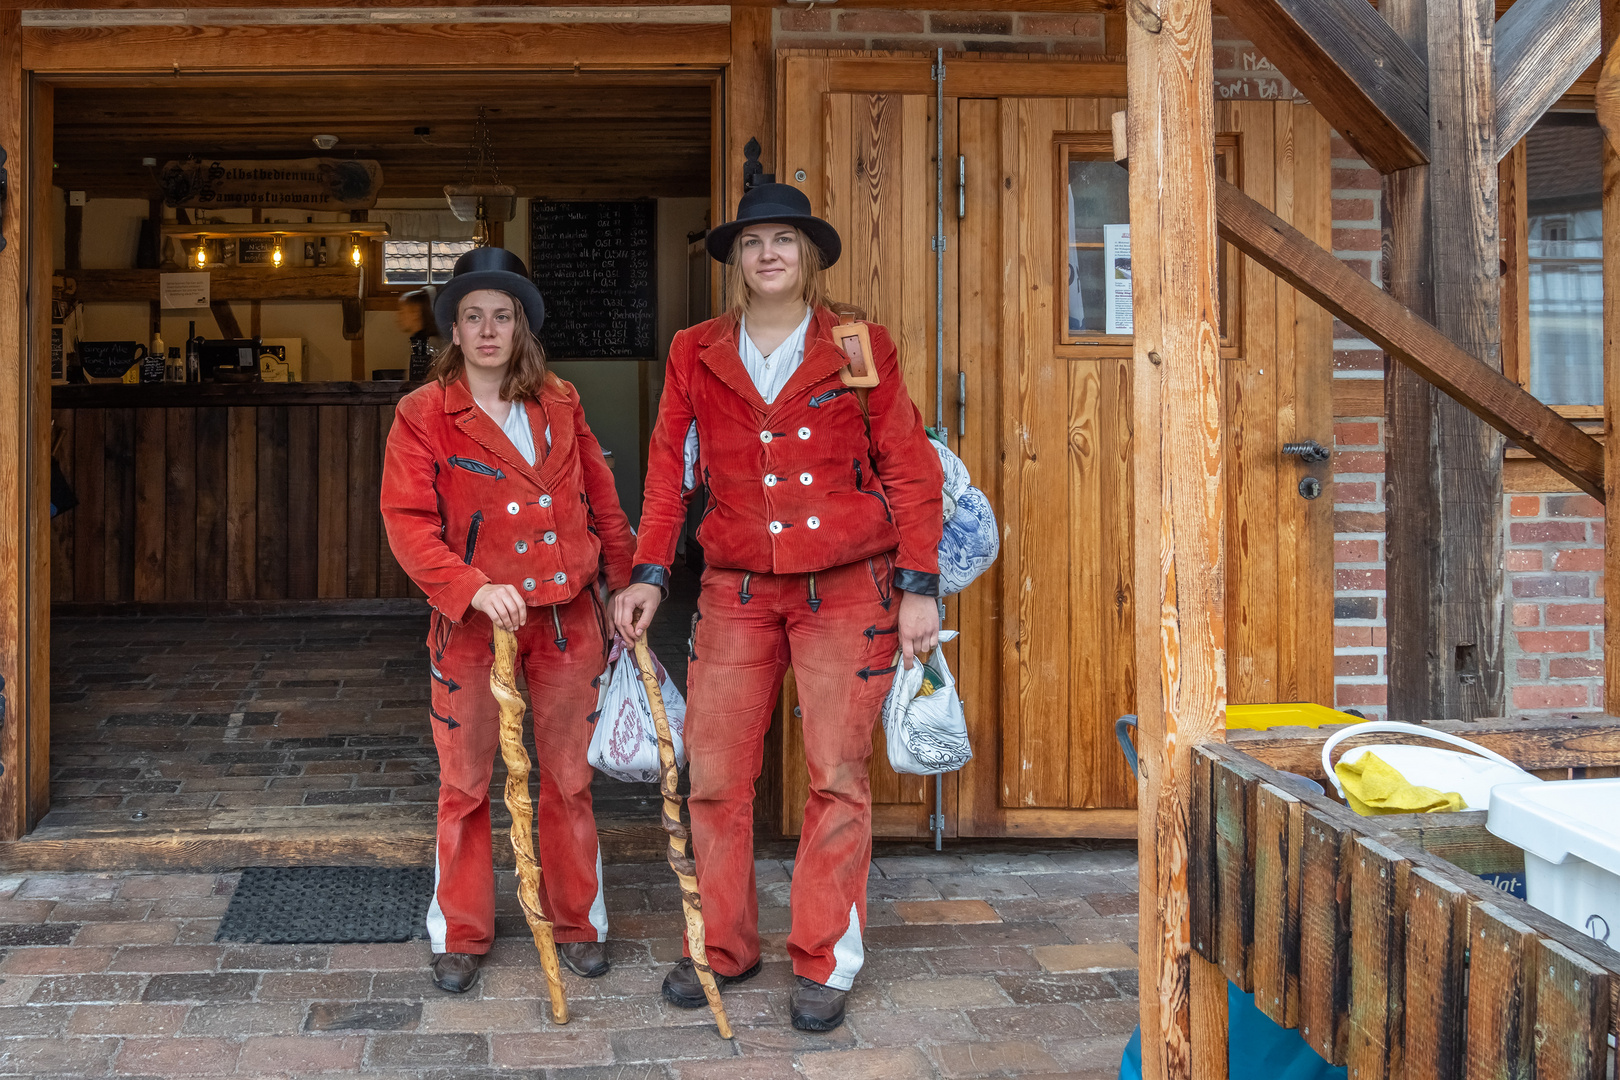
top-left (443, 377), bottom-right (549, 487)
top-left (697, 317), bottom-right (769, 415)
top-left (770, 307), bottom-right (851, 414)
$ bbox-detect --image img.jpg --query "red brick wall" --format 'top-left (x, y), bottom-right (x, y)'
top-left (1506, 494), bottom-right (1606, 717)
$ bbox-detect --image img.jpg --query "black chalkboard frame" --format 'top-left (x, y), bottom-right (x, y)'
top-left (528, 199), bottom-right (658, 361)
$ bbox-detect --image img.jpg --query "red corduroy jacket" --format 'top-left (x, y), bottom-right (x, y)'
top-left (633, 307), bottom-right (943, 595)
top-left (381, 375), bottom-right (635, 621)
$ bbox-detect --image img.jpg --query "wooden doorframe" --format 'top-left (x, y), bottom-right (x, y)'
top-left (0, 12), bottom-right (764, 846)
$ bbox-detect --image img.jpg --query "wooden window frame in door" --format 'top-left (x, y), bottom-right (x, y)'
top-left (1053, 132), bottom-right (1243, 360)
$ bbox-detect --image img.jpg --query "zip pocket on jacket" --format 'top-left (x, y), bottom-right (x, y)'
top-left (448, 455), bottom-right (505, 480)
top-left (852, 460), bottom-right (893, 523)
top-left (463, 510), bottom-right (483, 564)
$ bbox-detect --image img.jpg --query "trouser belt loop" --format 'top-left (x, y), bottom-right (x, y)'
top-left (551, 605), bottom-right (568, 652)
top-left (739, 572), bottom-right (753, 605)
top-left (807, 572), bottom-right (822, 613)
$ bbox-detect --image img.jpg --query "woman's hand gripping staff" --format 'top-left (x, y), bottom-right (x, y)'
top-left (631, 636), bottom-right (734, 1040)
top-left (490, 627), bottom-right (569, 1024)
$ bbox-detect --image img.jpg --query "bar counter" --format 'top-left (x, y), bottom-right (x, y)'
top-left (52, 381), bottom-right (427, 609)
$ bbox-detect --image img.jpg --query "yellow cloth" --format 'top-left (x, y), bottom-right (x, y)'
top-left (1334, 751), bottom-right (1466, 816)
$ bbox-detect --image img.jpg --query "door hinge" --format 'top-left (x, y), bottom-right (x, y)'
top-left (931, 61), bottom-right (945, 82)
top-left (929, 813), bottom-right (946, 832)
top-left (931, 235), bottom-right (948, 252)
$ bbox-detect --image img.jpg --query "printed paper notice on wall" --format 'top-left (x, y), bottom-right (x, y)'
top-left (159, 272), bottom-right (211, 311)
top-left (1103, 224), bottom-right (1132, 335)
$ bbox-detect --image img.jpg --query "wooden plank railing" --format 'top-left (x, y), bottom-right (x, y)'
top-left (1191, 741), bottom-right (1620, 1079)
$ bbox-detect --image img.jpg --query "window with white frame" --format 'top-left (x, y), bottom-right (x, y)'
top-left (1525, 113), bottom-right (1603, 407)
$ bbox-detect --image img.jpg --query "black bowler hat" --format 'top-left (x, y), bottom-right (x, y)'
top-left (434, 246), bottom-right (546, 338)
top-left (706, 182), bottom-right (842, 268)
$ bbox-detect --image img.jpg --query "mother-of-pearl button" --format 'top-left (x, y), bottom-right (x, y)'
top-left (522, 577), bottom-right (536, 591)
top-left (807, 516), bottom-right (821, 529)
top-left (797, 427), bottom-right (811, 439)
top-left (515, 541), bottom-right (528, 553)
top-left (760, 430), bottom-right (773, 443)
top-left (769, 521), bottom-right (783, 534)
top-left (764, 474), bottom-right (778, 487)
top-left (506, 501), bottom-right (521, 515)
top-left (553, 572), bottom-right (568, 584)
top-left (538, 494), bottom-right (552, 508)
top-left (543, 531), bottom-right (557, 544)
top-left (799, 472), bottom-right (812, 485)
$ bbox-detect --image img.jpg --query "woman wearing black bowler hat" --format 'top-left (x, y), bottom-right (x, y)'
top-left (381, 246), bottom-right (636, 994)
top-left (613, 183), bottom-right (944, 1032)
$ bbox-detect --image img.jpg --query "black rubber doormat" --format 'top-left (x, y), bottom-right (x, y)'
top-left (216, 867), bottom-right (433, 944)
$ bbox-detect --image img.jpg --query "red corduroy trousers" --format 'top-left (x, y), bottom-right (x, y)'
top-left (424, 586), bottom-right (610, 955)
top-left (685, 557), bottom-right (900, 990)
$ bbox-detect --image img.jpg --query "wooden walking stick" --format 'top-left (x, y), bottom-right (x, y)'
top-left (631, 637), bottom-right (733, 1039)
top-left (490, 627), bottom-right (569, 1025)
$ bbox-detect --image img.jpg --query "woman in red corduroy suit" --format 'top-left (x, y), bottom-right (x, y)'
top-left (613, 183), bottom-right (944, 1033)
top-left (382, 247), bottom-right (634, 995)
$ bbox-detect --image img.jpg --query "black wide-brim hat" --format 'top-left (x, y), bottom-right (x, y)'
top-left (706, 182), bottom-right (842, 268)
top-left (434, 246), bottom-right (546, 337)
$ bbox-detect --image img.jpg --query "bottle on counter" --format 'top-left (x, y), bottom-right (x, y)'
top-left (167, 347), bottom-right (182, 383)
top-left (304, 218), bottom-right (316, 264)
top-left (317, 237), bottom-right (329, 267)
top-left (186, 321), bottom-right (201, 383)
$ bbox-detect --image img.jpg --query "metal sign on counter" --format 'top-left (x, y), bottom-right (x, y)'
top-left (159, 158), bottom-right (384, 210)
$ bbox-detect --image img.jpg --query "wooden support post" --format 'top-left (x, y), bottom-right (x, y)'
top-left (1383, 0), bottom-right (1505, 723)
top-left (1603, 0), bottom-right (1620, 711)
top-left (726, 6), bottom-right (772, 218)
top-left (1127, 0), bottom-right (1226, 1076)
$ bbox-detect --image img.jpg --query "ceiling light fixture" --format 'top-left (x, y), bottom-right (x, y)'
top-left (312, 134), bottom-right (339, 150)
top-left (444, 106), bottom-right (516, 245)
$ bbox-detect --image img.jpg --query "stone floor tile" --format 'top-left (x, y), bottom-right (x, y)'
top-left (891, 899), bottom-right (1001, 925)
top-left (115, 1035), bottom-right (240, 1075)
top-left (416, 997), bottom-right (547, 1034)
top-left (328, 942), bottom-right (431, 971)
top-left (995, 972), bottom-right (1122, 1005)
top-left (844, 1004), bottom-right (979, 1048)
top-left (0, 900), bottom-right (57, 924)
top-left (179, 1001), bottom-right (305, 1035)
top-left (303, 1001), bottom-right (422, 1033)
top-left (114, 875), bottom-right (220, 900)
top-left (15, 875), bottom-right (120, 902)
top-left (887, 975), bottom-right (1009, 1010)
top-left (1048, 1033), bottom-right (1135, 1073)
top-left (140, 971), bottom-right (257, 1002)
top-left (1053, 916), bottom-right (1134, 944)
top-left (109, 944), bottom-right (225, 973)
top-left (1032, 943), bottom-right (1138, 973)
top-left (73, 921), bottom-right (181, 948)
top-left (218, 945), bottom-right (330, 972)
top-left (365, 1033), bottom-right (490, 1068)
top-left (926, 946), bottom-right (1042, 976)
top-left (1077, 996), bottom-right (1140, 1035)
top-left (674, 1057), bottom-right (802, 1080)
top-left (0, 1034), bottom-right (118, 1076)
top-left (488, 1031), bottom-right (615, 1069)
top-left (0, 946), bottom-right (117, 976)
top-left (610, 1023), bottom-right (741, 1063)
top-left (238, 1034), bottom-right (367, 1073)
top-left (549, 1066), bottom-right (676, 1080)
top-left (967, 1001), bottom-right (1092, 1038)
top-left (730, 1022), bottom-right (856, 1055)
top-left (66, 1003), bottom-right (188, 1037)
top-left (796, 1045), bottom-right (934, 1080)
top-left (929, 872), bottom-right (1037, 900)
top-left (0, 1003), bottom-right (71, 1036)
top-left (871, 854), bottom-right (972, 878)
top-left (0, 978), bottom-right (39, 1008)
top-left (0, 877), bottom-right (25, 901)
top-left (928, 1037), bottom-right (1064, 1077)
top-left (960, 852), bottom-right (1062, 876)
top-left (953, 922), bottom-right (1070, 948)
top-left (27, 974), bottom-right (145, 1005)
top-left (866, 876), bottom-right (943, 901)
top-left (49, 901), bottom-right (155, 923)
top-left (1084, 893), bottom-right (1139, 917)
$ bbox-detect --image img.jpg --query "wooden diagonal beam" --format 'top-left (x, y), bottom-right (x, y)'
top-left (1214, 177), bottom-right (1605, 500)
top-left (1494, 0), bottom-right (1603, 157)
top-left (1218, 0), bottom-right (1430, 172)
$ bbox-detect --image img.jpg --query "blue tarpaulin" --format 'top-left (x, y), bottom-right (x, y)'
top-left (1117, 980), bottom-right (1347, 1080)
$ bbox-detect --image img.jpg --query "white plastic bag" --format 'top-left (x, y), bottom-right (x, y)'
top-left (931, 437), bottom-right (999, 596)
top-left (587, 639), bottom-right (686, 783)
top-left (882, 630), bottom-right (971, 775)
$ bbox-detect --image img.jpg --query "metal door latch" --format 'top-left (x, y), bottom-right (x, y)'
top-left (1282, 440), bottom-right (1330, 463)
top-left (1298, 477), bottom-right (1323, 500)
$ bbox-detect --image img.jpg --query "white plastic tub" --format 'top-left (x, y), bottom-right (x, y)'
top-left (1486, 778), bottom-right (1620, 948)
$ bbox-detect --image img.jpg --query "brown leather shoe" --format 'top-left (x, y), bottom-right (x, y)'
top-left (557, 940), bottom-right (610, 978)
top-left (661, 957), bottom-right (763, 1009)
top-left (790, 975), bottom-right (848, 1032)
top-left (430, 952), bottom-right (482, 994)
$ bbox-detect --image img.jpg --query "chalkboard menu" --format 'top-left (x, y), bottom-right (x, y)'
top-left (530, 200), bottom-right (656, 359)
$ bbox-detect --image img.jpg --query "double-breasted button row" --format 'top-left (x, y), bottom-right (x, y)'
top-left (761, 428), bottom-right (813, 442)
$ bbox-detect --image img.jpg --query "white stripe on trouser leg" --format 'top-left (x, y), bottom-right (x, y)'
top-left (425, 840), bottom-right (449, 953)
top-left (825, 902), bottom-right (863, 990)
top-left (588, 845), bottom-right (609, 942)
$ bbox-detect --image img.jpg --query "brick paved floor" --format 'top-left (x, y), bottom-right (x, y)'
top-left (0, 844), bottom-right (1139, 1078)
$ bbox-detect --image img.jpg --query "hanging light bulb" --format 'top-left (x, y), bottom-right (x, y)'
top-left (194, 239), bottom-right (207, 269)
top-left (350, 235), bottom-right (363, 268)
top-left (271, 238), bottom-right (284, 268)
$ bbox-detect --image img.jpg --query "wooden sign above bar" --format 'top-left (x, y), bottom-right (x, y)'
top-left (159, 158), bottom-right (384, 210)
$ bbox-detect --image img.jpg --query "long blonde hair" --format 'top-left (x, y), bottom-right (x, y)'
top-left (428, 292), bottom-right (558, 400)
top-left (724, 227), bottom-right (831, 319)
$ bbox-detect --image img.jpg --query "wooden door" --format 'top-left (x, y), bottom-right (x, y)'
top-left (776, 59), bottom-right (951, 838)
top-left (953, 96), bottom-right (1336, 837)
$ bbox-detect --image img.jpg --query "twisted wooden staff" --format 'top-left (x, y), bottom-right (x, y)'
top-left (490, 627), bottom-right (569, 1025)
top-left (631, 637), bottom-right (733, 1039)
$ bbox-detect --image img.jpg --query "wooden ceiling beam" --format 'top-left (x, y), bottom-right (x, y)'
top-left (20, 20), bottom-right (730, 73)
top-left (1494, 0), bottom-right (1603, 156)
top-left (7, 0), bottom-right (1122, 10)
top-left (1214, 176), bottom-right (1605, 500)
top-left (1219, 0), bottom-right (1431, 172)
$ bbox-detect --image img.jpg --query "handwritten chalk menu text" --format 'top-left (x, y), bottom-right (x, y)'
top-left (530, 200), bottom-right (656, 358)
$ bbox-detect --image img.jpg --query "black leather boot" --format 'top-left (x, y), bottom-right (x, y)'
top-left (661, 957), bottom-right (763, 1008)
top-left (790, 975), bottom-right (848, 1032)
top-left (430, 952), bottom-right (482, 993)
